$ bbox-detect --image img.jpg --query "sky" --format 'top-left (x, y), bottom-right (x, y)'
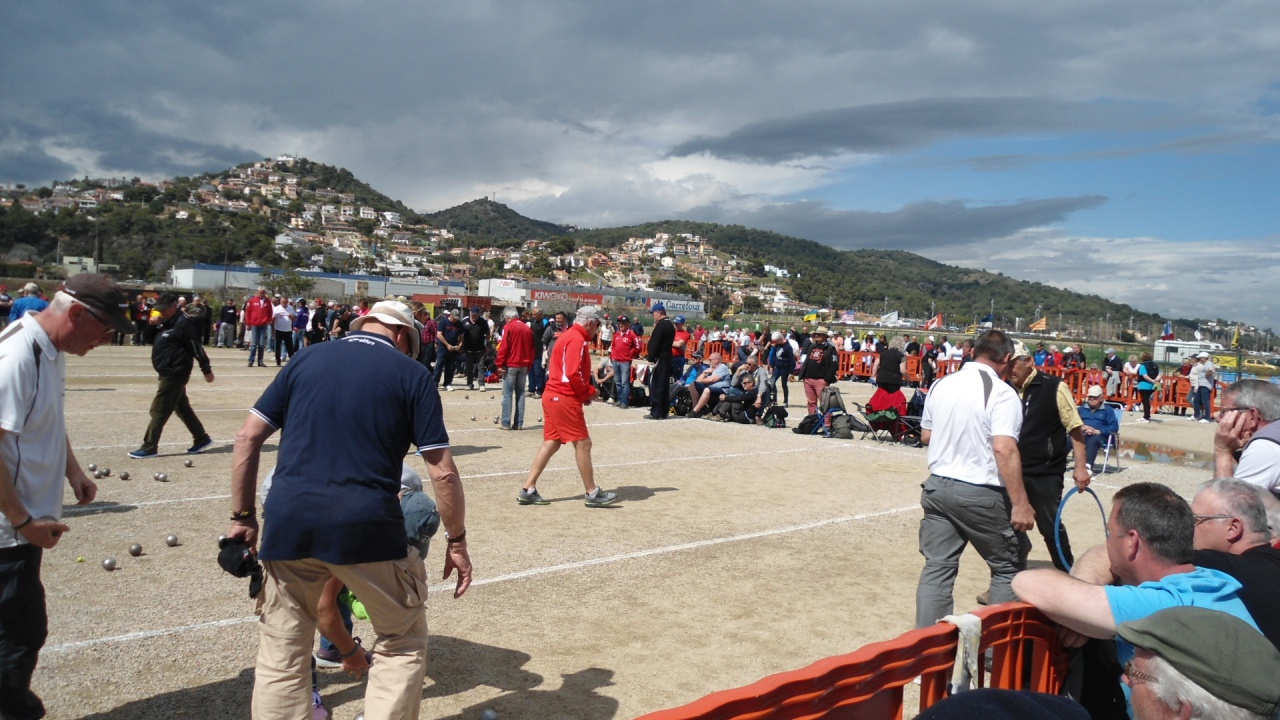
top-left (3, 1), bottom-right (1279, 330)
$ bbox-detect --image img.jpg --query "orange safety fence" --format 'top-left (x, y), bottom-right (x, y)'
top-left (636, 603), bottom-right (1068, 720)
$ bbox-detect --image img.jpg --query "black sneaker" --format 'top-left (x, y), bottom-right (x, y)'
top-left (187, 437), bottom-right (214, 454)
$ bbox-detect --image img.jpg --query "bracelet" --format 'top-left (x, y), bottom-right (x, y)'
top-left (230, 509), bottom-right (256, 521)
top-left (13, 515), bottom-right (33, 531)
top-left (446, 531), bottom-right (466, 544)
top-left (340, 640), bottom-right (362, 659)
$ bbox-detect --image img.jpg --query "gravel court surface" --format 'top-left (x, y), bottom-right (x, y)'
top-left (33, 346), bottom-right (1222, 718)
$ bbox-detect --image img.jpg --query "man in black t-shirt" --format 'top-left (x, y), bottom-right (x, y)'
top-left (1192, 478), bottom-right (1280, 652)
top-left (461, 306), bottom-right (490, 391)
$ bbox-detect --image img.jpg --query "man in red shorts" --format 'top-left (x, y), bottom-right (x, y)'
top-left (518, 305), bottom-right (620, 508)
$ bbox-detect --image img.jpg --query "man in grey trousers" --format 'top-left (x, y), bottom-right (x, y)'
top-left (915, 329), bottom-right (1034, 628)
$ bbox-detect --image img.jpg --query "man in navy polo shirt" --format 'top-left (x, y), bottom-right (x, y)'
top-left (226, 300), bottom-right (472, 720)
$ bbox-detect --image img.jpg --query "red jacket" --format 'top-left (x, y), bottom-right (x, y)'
top-left (546, 323), bottom-right (596, 402)
top-left (244, 296), bottom-right (273, 327)
top-left (610, 328), bottom-right (641, 362)
top-left (496, 319), bottom-right (534, 369)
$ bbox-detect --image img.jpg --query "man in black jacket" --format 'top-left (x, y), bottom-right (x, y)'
top-left (1004, 345), bottom-right (1090, 574)
top-left (799, 326), bottom-right (839, 415)
top-left (460, 306), bottom-right (490, 392)
top-left (129, 293), bottom-right (215, 459)
top-left (645, 303), bottom-right (675, 420)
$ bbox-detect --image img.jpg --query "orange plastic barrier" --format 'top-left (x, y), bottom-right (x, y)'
top-left (636, 603), bottom-right (1067, 720)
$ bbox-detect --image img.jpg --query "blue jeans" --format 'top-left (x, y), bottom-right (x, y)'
top-left (248, 325), bottom-right (270, 365)
top-left (1193, 386), bottom-right (1212, 420)
top-left (531, 357), bottom-right (545, 394)
top-left (1085, 433), bottom-right (1109, 465)
top-left (0, 544), bottom-right (47, 720)
top-left (502, 366), bottom-right (529, 428)
top-left (770, 367), bottom-right (789, 405)
top-left (612, 360), bottom-right (631, 406)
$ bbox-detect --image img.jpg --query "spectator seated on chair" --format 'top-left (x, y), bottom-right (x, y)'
top-left (686, 352), bottom-right (732, 416)
top-left (866, 386), bottom-right (908, 435)
top-left (1078, 384), bottom-right (1119, 470)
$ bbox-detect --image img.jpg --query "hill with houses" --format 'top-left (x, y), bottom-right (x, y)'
top-left (0, 155), bottom-right (1263, 340)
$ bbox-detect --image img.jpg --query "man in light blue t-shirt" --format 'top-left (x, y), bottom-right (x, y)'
top-left (1013, 482), bottom-right (1259, 714)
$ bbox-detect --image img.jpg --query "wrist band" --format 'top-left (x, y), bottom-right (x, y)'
top-left (340, 641), bottom-right (362, 659)
top-left (231, 509), bottom-right (256, 521)
top-left (446, 531), bottom-right (466, 544)
top-left (13, 515), bottom-right (33, 531)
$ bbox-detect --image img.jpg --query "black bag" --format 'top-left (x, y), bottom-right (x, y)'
top-left (629, 385), bottom-right (648, 406)
top-left (672, 385), bottom-right (693, 416)
top-left (762, 405), bottom-right (788, 428)
top-left (829, 412), bottom-right (855, 439)
top-left (906, 389), bottom-right (925, 418)
top-left (794, 413), bottom-right (823, 435)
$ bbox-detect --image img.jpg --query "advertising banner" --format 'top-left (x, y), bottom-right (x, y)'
top-left (531, 289), bottom-right (604, 304)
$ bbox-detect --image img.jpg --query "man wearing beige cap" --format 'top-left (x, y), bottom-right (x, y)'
top-left (1118, 606), bottom-right (1280, 719)
top-left (1, 274), bottom-right (129, 719)
top-left (226, 299), bottom-right (472, 719)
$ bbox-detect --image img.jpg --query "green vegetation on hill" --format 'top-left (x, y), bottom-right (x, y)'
top-left (573, 221), bottom-right (1164, 331)
top-left (424, 198), bottom-right (570, 243)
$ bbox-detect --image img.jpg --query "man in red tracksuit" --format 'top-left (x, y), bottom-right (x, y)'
top-left (518, 305), bottom-right (620, 508)
top-left (496, 306), bottom-right (534, 430)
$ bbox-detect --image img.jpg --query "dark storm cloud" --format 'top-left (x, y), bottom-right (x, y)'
top-left (668, 98), bottom-right (1117, 162)
top-left (0, 145), bottom-right (76, 186)
top-left (680, 195), bottom-right (1108, 250)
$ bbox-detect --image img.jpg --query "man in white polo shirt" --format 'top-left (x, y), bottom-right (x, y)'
top-left (916, 328), bottom-right (1034, 628)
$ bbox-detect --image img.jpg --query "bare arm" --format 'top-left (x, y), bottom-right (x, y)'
top-left (1069, 427), bottom-right (1091, 490)
top-left (421, 447), bottom-right (472, 598)
top-left (316, 576), bottom-right (369, 678)
top-left (225, 413), bottom-right (275, 549)
top-left (1012, 568), bottom-right (1116, 639)
top-left (993, 435), bottom-right (1034, 531)
top-left (64, 436), bottom-right (97, 504)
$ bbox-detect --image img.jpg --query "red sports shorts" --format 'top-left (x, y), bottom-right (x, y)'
top-left (542, 392), bottom-right (590, 443)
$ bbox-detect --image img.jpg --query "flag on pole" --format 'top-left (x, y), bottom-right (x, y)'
top-left (1232, 325), bottom-right (1242, 349)
top-left (923, 313), bottom-right (943, 330)
top-left (1029, 317), bottom-right (1048, 331)
top-left (1160, 321), bottom-right (1175, 341)
top-left (879, 311), bottom-right (899, 324)
top-left (979, 313), bottom-right (995, 329)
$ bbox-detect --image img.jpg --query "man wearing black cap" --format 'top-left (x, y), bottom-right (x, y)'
top-left (0, 274), bottom-right (130, 719)
top-left (461, 306), bottom-right (490, 392)
top-left (645, 302), bottom-right (675, 420)
top-left (129, 292), bottom-right (215, 459)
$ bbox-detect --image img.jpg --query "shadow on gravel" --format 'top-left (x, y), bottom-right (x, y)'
top-left (423, 635), bottom-right (543, 700)
top-left (451, 444), bottom-right (500, 457)
top-left (613, 485), bottom-right (678, 503)
top-left (79, 667), bottom-right (253, 719)
top-left (62, 501), bottom-right (138, 518)
top-left (433, 664), bottom-right (619, 720)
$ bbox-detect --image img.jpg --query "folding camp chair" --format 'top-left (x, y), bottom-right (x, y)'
top-left (1099, 401), bottom-right (1125, 474)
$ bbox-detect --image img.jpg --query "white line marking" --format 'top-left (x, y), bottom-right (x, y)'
top-left (44, 504), bottom-right (918, 654)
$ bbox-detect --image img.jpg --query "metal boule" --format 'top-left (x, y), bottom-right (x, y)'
top-left (102, 557), bottom-right (117, 571)
top-left (129, 543), bottom-right (143, 557)
top-left (166, 534), bottom-right (180, 547)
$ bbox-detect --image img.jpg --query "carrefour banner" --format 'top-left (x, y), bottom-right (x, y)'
top-left (531, 289), bottom-right (604, 304)
top-left (652, 298), bottom-right (704, 313)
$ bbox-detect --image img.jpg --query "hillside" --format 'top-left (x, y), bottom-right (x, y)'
top-left (424, 198), bottom-right (570, 242)
top-left (573, 221), bottom-right (1164, 330)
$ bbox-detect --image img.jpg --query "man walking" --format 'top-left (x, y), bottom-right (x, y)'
top-left (518, 306), bottom-right (620, 507)
top-left (1, 274), bottom-right (129, 719)
top-left (645, 303), bottom-right (675, 420)
top-left (271, 296), bottom-right (296, 366)
top-left (528, 307), bottom-right (549, 398)
top-left (916, 329), bottom-right (1034, 627)
top-left (436, 308), bottom-right (462, 390)
top-left (225, 299), bottom-right (471, 720)
top-left (461, 306), bottom-right (489, 392)
top-left (1005, 345), bottom-right (1091, 576)
top-left (244, 287), bottom-right (273, 368)
top-left (128, 293), bottom-right (215, 459)
top-left (496, 306), bottom-right (533, 430)
top-left (609, 315), bottom-right (639, 407)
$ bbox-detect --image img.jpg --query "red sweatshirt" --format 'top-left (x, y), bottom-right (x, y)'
top-left (546, 323), bottom-right (596, 402)
top-left (496, 319), bottom-right (534, 369)
top-left (610, 328), bottom-right (640, 362)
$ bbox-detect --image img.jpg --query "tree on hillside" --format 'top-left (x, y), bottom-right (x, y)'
top-left (259, 269), bottom-right (316, 299)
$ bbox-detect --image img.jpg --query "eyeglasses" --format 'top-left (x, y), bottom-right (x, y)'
top-left (1218, 405), bottom-right (1254, 419)
top-left (76, 302), bottom-right (114, 333)
top-left (1192, 514), bottom-right (1233, 526)
top-left (1123, 660), bottom-right (1158, 686)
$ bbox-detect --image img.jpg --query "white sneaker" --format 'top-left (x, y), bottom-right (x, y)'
top-left (479, 386), bottom-right (487, 392)
top-left (443, 386), bottom-right (453, 392)
top-left (1136, 418), bottom-right (1150, 423)
top-left (1199, 418), bottom-right (1210, 423)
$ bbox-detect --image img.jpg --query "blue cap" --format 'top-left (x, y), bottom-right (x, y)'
top-left (675, 315), bottom-right (686, 324)
top-left (651, 302), bottom-right (665, 313)
top-left (469, 306), bottom-right (481, 313)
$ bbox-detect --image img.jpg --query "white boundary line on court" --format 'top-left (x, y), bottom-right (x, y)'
top-left (44, 503), bottom-right (918, 654)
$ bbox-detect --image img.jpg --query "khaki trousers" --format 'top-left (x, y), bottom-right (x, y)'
top-left (253, 553), bottom-right (429, 720)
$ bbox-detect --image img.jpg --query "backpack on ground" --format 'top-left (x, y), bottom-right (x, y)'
top-left (819, 385), bottom-right (847, 415)
top-left (829, 412), bottom-right (856, 439)
top-left (672, 385), bottom-right (693, 416)
top-left (762, 405), bottom-right (788, 428)
top-left (629, 385), bottom-right (648, 407)
top-left (905, 389), bottom-right (926, 418)
top-left (793, 412), bottom-right (824, 435)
